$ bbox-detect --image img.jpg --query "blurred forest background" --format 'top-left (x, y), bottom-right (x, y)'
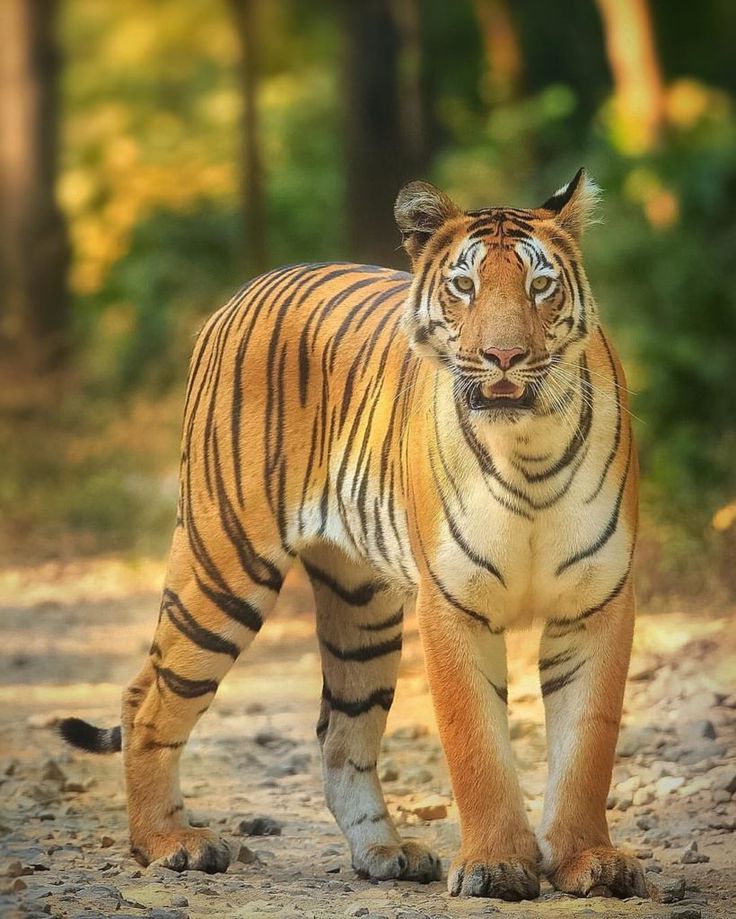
top-left (0, 0), bottom-right (734, 605)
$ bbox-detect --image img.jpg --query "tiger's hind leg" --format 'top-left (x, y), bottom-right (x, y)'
top-left (304, 549), bottom-right (441, 883)
top-left (121, 530), bottom-right (287, 872)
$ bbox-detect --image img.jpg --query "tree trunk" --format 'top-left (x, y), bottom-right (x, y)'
top-left (0, 0), bottom-right (70, 366)
top-left (341, 0), bottom-right (413, 268)
top-left (473, 0), bottom-right (523, 103)
top-left (229, 0), bottom-right (268, 276)
top-left (595, 0), bottom-right (665, 154)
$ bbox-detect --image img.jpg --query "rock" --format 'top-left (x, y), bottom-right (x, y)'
top-left (656, 776), bottom-right (685, 796)
top-left (680, 841), bottom-right (709, 864)
top-left (633, 787), bottom-right (655, 806)
top-left (677, 742), bottom-right (727, 765)
top-left (616, 796), bottom-right (632, 812)
top-left (345, 906), bottom-right (369, 917)
top-left (646, 873), bottom-right (685, 903)
top-left (629, 654), bottom-right (660, 681)
top-left (403, 766), bottom-right (433, 785)
top-left (637, 814), bottom-right (658, 831)
top-left (100, 835), bottom-right (115, 848)
top-left (712, 789), bottom-right (731, 804)
top-left (617, 725), bottom-right (661, 757)
top-left (170, 895), bottom-right (189, 907)
top-left (711, 768), bottom-right (736, 795)
top-left (40, 760), bottom-right (66, 784)
top-left (633, 846), bottom-right (653, 859)
top-left (617, 775), bottom-right (641, 795)
top-left (236, 846), bottom-right (258, 865)
top-left (406, 796), bottom-right (447, 821)
top-left (236, 817), bottom-right (282, 837)
top-left (670, 907), bottom-right (701, 919)
top-left (378, 759), bottom-right (399, 782)
top-left (510, 719), bottom-right (536, 739)
top-left (681, 720), bottom-right (717, 741)
top-left (253, 727), bottom-right (294, 749)
top-left (266, 751), bottom-right (310, 777)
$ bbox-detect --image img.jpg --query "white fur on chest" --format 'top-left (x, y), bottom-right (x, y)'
top-left (435, 422), bottom-right (632, 630)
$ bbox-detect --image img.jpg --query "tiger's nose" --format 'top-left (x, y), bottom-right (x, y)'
top-left (481, 346), bottom-right (528, 370)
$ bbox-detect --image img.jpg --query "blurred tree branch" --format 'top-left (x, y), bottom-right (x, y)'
top-left (473, 0), bottom-right (523, 103)
top-left (0, 0), bottom-right (70, 367)
top-left (595, 0), bottom-right (665, 154)
top-left (229, 0), bottom-right (268, 275)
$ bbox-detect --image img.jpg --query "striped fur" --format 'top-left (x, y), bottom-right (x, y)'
top-left (60, 171), bottom-right (643, 899)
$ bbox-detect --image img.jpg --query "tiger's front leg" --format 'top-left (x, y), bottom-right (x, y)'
top-left (538, 582), bottom-right (647, 898)
top-left (416, 584), bottom-right (540, 900)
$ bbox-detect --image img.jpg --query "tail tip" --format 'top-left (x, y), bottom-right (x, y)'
top-left (58, 718), bottom-right (121, 754)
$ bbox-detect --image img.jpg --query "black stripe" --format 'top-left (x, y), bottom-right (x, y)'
top-left (195, 574), bottom-right (263, 632)
top-left (539, 650), bottom-right (576, 671)
top-left (541, 661), bottom-right (585, 697)
top-left (487, 679), bottom-right (508, 704)
top-left (555, 438), bottom-right (632, 575)
top-left (321, 634), bottom-right (402, 663)
top-left (359, 609), bottom-right (404, 632)
top-left (322, 684), bottom-right (394, 717)
top-left (156, 666), bottom-right (218, 699)
top-left (303, 559), bottom-right (383, 606)
top-left (161, 589), bottom-right (240, 658)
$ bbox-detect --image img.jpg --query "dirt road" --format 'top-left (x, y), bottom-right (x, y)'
top-left (1, 558), bottom-right (734, 919)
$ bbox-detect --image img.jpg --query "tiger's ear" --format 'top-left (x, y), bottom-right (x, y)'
top-left (394, 181), bottom-right (461, 264)
top-left (540, 168), bottom-right (601, 240)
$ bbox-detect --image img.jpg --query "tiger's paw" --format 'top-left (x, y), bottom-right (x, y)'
top-left (353, 840), bottom-right (441, 883)
top-left (132, 828), bottom-right (231, 874)
top-left (448, 853), bottom-right (540, 900)
top-left (549, 846), bottom-right (647, 898)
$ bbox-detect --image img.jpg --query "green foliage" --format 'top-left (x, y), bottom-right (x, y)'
top-left (5, 0), bottom-right (735, 594)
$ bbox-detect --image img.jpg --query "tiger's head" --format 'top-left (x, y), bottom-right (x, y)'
top-left (395, 169), bottom-right (600, 422)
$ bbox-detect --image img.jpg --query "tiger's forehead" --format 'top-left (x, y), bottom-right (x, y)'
top-left (447, 208), bottom-right (554, 273)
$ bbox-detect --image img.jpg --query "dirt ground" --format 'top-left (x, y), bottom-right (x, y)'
top-left (1, 558), bottom-right (734, 919)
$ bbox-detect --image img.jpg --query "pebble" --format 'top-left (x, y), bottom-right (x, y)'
top-left (617, 725), bottom-right (661, 757)
top-left (711, 768), bottom-right (736, 795)
top-left (680, 841), bottom-right (709, 864)
top-left (633, 787), bottom-right (655, 806)
top-left (378, 759), bottom-right (399, 782)
top-left (40, 760), bottom-right (66, 784)
top-left (656, 776), bottom-right (685, 796)
top-left (681, 720), bottom-right (717, 741)
top-left (646, 872), bottom-right (686, 902)
top-left (237, 816), bottom-right (283, 836)
top-left (405, 796), bottom-right (447, 821)
top-left (402, 767), bottom-right (433, 785)
top-left (670, 907), bottom-right (701, 919)
top-left (236, 846), bottom-right (259, 864)
top-left (170, 895), bottom-right (189, 907)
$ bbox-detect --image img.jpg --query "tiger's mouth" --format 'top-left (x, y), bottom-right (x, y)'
top-left (465, 380), bottom-right (537, 412)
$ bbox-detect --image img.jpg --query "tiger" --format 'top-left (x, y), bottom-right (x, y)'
top-left (60, 169), bottom-right (646, 901)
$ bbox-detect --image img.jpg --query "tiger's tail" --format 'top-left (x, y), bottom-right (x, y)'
top-left (58, 718), bottom-right (122, 754)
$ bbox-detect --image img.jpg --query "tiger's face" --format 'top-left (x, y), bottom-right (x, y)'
top-left (395, 170), bottom-right (599, 421)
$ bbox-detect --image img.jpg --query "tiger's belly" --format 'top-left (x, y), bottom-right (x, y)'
top-left (431, 478), bottom-right (634, 631)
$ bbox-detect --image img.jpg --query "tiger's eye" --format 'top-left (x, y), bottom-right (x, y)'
top-left (531, 275), bottom-right (552, 294)
top-left (453, 275), bottom-right (475, 294)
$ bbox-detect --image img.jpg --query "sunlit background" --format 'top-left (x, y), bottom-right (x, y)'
top-left (0, 0), bottom-right (735, 608)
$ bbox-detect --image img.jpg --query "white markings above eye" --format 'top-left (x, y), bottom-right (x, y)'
top-left (445, 238), bottom-right (486, 300)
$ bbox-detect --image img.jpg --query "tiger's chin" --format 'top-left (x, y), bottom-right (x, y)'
top-left (464, 380), bottom-right (537, 423)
